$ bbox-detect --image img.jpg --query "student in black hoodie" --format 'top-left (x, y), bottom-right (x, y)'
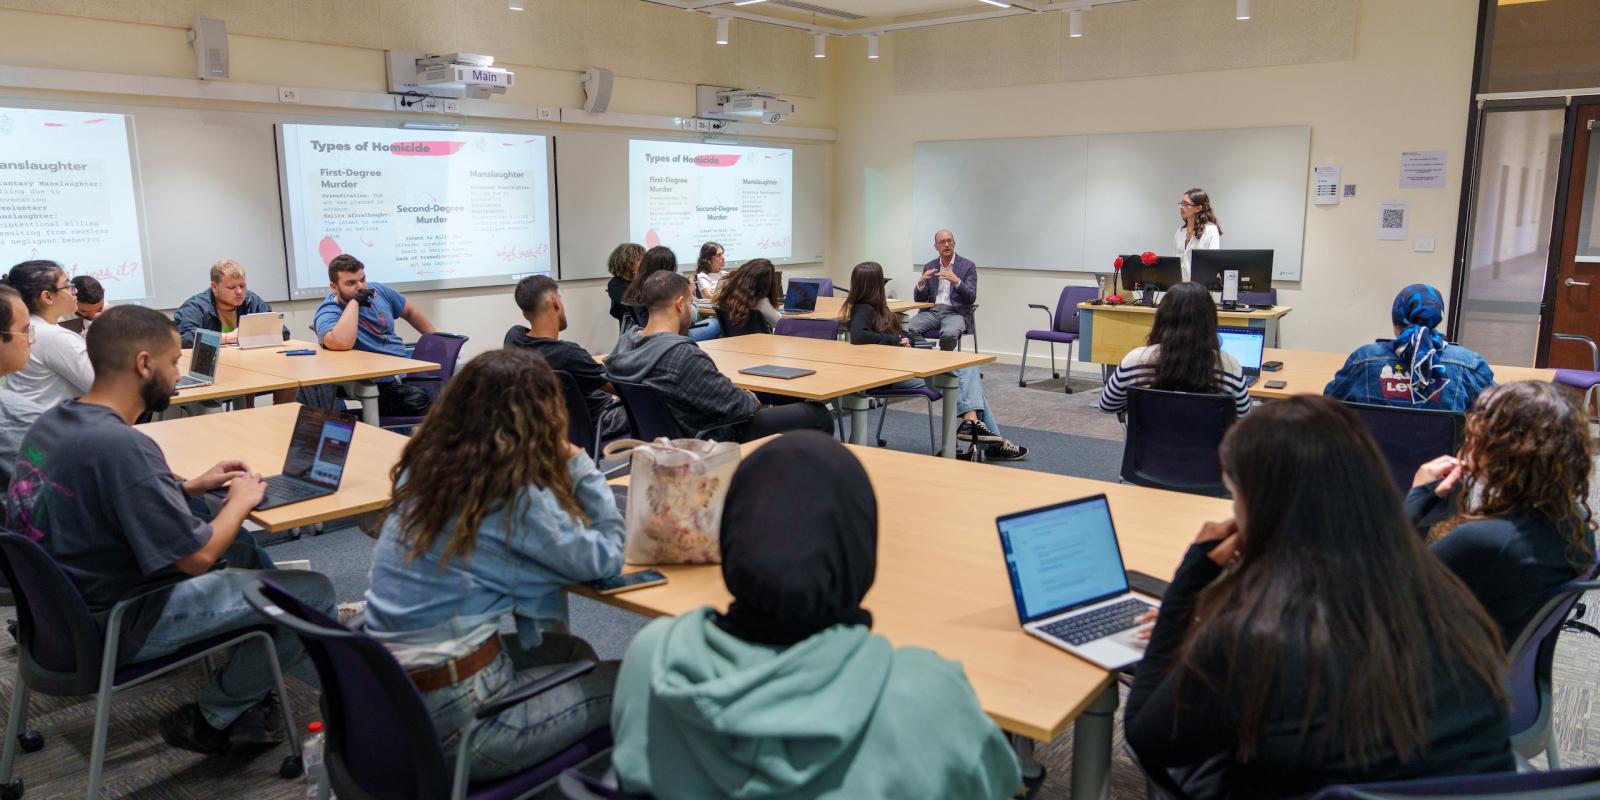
top-left (504, 275), bottom-right (628, 441)
top-left (1126, 396), bottom-right (1512, 799)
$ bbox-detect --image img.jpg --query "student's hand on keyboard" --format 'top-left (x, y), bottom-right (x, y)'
top-left (225, 472), bottom-right (267, 509)
top-left (183, 460), bottom-right (253, 496)
top-left (1196, 518), bottom-right (1241, 567)
top-left (1134, 609), bottom-right (1158, 641)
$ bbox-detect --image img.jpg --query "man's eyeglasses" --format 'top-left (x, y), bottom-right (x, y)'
top-left (1, 324), bottom-right (36, 345)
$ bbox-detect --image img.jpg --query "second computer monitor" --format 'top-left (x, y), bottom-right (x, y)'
top-left (1120, 255), bottom-right (1182, 292)
top-left (1190, 249), bottom-right (1274, 295)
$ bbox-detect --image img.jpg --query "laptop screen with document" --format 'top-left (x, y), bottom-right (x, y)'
top-left (997, 495), bottom-right (1131, 623)
top-left (281, 408), bottom-right (356, 490)
top-left (1218, 326), bottom-right (1266, 375)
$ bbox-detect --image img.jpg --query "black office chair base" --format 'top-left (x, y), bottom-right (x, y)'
top-left (278, 754), bottom-right (304, 779)
top-left (0, 777), bottom-right (21, 800)
top-left (14, 733), bottom-right (39, 754)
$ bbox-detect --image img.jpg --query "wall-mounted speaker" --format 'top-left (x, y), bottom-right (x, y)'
top-left (189, 17), bottom-right (229, 80)
top-left (583, 67), bottom-right (613, 114)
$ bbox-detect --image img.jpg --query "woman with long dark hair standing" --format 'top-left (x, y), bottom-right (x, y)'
top-left (364, 348), bottom-right (623, 783)
top-left (1408, 380), bottom-right (1597, 645)
top-left (1175, 187), bottom-right (1222, 282)
top-left (1097, 281), bottom-right (1251, 417)
top-left (714, 258), bottom-right (783, 337)
top-left (1126, 396), bottom-right (1513, 798)
top-left (621, 245), bottom-right (720, 341)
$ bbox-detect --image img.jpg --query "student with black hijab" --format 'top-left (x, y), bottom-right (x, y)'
top-left (609, 431), bottom-right (1021, 799)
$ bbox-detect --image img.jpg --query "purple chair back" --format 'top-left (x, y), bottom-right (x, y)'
top-left (1507, 577), bottom-right (1599, 737)
top-left (1054, 286), bottom-right (1101, 334)
top-left (0, 532), bottom-right (106, 695)
top-left (789, 277), bottom-right (833, 298)
top-left (1343, 402), bottom-right (1465, 492)
top-left (382, 332), bottom-right (470, 427)
top-left (244, 577), bottom-right (456, 799)
top-left (1120, 387), bottom-right (1237, 496)
top-left (1308, 765), bottom-right (1600, 799)
top-left (554, 371), bottom-right (597, 458)
top-left (610, 381), bottom-right (688, 440)
top-left (774, 318), bottom-right (839, 340)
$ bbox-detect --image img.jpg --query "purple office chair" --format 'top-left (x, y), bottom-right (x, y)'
top-left (242, 577), bottom-right (612, 800)
top-left (1342, 401), bottom-right (1466, 492)
top-left (1021, 285), bottom-right (1100, 393)
top-left (864, 384), bottom-right (942, 454)
top-left (1120, 386), bottom-right (1238, 497)
top-left (955, 305), bottom-right (981, 353)
top-left (1552, 334), bottom-right (1600, 420)
top-left (380, 332), bottom-right (469, 431)
top-left (773, 317), bottom-right (839, 340)
top-left (609, 381), bottom-right (749, 442)
top-left (1506, 576), bottom-right (1600, 770)
top-left (714, 307), bottom-right (771, 338)
top-left (1307, 765), bottom-right (1600, 799)
top-left (0, 532), bottom-right (302, 800)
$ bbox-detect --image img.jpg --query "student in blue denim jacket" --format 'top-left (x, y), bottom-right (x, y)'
top-left (364, 347), bottom-right (624, 783)
top-left (1324, 284), bottom-right (1494, 412)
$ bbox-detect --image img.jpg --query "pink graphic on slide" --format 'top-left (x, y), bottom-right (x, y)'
top-left (645, 229), bottom-right (661, 249)
top-left (319, 236), bottom-right (343, 266)
top-left (83, 118), bottom-right (107, 125)
top-left (690, 154), bottom-right (742, 168)
top-left (386, 141), bottom-right (467, 156)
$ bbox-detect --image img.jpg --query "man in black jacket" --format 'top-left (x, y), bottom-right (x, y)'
top-left (504, 275), bottom-right (629, 440)
top-left (173, 259), bottom-right (288, 348)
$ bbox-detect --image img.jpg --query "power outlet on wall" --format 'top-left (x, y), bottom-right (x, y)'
top-left (278, 86), bottom-right (301, 103)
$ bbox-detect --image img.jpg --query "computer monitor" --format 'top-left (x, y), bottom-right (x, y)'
top-left (1118, 255), bottom-right (1182, 293)
top-left (1190, 249), bottom-right (1274, 295)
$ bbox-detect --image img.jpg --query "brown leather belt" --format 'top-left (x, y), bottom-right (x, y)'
top-left (408, 634), bottom-right (502, 692)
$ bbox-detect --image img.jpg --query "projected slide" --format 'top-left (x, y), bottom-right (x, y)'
top-left (0, 106), bottom-right (150, 302)
top-left (278, 123), bottom-right (555, 297)
top-left (628, 139), bottom-right (792, 262)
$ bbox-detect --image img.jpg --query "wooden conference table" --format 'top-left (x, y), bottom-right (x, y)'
top-left (579, 439), bottom-right (1229, 799)
top-left (786, 295), bottom-right (932, 322)
top-left (1076, 302), bottom-right (1293, 365)
top-left (1248, 347), bottom-right (1557, 400)
top-left (138, 402), bottom-right (408, 532)
top-left (175, 339), bottom-right (440, 423)
top-left (698, 334), bottom-right (992, 457)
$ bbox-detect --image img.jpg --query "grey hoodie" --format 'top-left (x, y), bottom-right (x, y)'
top-left (605, 330), bottom-right (756, 436)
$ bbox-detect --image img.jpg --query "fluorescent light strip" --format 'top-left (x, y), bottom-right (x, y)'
top-left (979, 0), bottom-right (1012, 6)
top-left (733, 0), bottom-right (767, 5)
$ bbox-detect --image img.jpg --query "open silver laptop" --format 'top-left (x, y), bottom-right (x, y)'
top-left (237, 312), bottom-right (285, 349)
top-left (175, 329), bottom-right (222, 391)
top-left (996, 494), bottom-right (1158, 669)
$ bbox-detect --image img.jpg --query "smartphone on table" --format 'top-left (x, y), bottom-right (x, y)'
top-left (590, 570), bottom-right (668, 595)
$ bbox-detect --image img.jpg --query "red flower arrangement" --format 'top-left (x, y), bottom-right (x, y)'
top-left (1107, 256), bottom-right (1126, 304)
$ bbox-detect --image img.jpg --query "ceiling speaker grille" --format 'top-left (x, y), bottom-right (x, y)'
top-left (766, 0), bottom-right (866, 20)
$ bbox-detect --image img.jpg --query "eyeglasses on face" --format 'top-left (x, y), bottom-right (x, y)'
top-left (1, 324), bottom-right (35, 345)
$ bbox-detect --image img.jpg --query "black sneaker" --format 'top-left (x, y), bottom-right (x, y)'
top-left (985, 441), bottom-right (1029, 461)
top-left (159, 703), bottom-right (232, 755)
top-left (957, 447), bottom-right (979, 462)
top-left (228, 694), bottom-right (285, 745)
top-left (957, 419), bottom-right (1002, 443)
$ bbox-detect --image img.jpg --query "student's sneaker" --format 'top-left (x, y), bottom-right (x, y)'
top-left (956, 447), bottom-right (979, 462)
top-left (985, 440), bottom-right (1029, 461)
top-left (159, 703), bottom-right (232, 755)
top-left (228, 694), bottom-right (286, 745)
top-left (957, 419), bottom-right (1002, 443)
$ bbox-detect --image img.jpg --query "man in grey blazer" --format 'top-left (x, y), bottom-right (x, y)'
top-left (908, 229), bottom-right (976, 351)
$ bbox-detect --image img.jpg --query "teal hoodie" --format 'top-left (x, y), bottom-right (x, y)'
top-left (611, 607), bottom-right (1022, 799)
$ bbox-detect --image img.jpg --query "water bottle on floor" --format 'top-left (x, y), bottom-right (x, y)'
top-left (304, 720), bottom-right (332, 800)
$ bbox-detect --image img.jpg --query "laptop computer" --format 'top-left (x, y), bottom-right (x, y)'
top-left (779, 280), bottom-right (821, 315)
top-left (236, 312), bottom-right (285, 349)
top-left (996, 495), bottom-right (1158, 669)
top-left (1218, 326), bottom-right (1267, 387)
top-left (254, 407), bottom-right (356, 510)
top-left (175, 329), bottom-right (222, 391)
top-left (738, 364), bottom-right (817, 380)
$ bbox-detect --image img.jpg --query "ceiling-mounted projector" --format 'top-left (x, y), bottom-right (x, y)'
top-left (696, 85), bottom-right (795, 124)
top-left (387, 51), bottom-right (515, 100)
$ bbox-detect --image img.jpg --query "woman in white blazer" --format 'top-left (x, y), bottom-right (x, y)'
top-left (1174, 187), bottom-right (1222, 282)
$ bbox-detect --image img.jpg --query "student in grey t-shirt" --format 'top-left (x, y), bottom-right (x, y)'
top-left (6, 305), bottom-right (337, 756)
top-left (0, 285), bottom-right (44, 489)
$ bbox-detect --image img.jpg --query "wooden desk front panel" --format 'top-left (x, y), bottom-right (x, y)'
top-left (1077, 304), bottom-right (1292, 366)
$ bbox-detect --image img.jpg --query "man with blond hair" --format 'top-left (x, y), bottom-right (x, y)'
top-left (174, 258), bottom-right (287, 347)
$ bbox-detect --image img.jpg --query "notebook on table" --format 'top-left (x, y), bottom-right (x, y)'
top-left (1217, 326), bottom-right (1266, 387)
top-left (738, 365), bottom-right (816, 380)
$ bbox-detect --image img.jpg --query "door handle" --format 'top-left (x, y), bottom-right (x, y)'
top-left (1566, 278), bottom-right (1591, 288)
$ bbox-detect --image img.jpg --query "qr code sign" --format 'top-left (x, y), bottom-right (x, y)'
top-left (1380, 208), bottom-right (1406, 229)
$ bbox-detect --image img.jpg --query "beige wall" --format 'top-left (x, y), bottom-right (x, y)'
top-left (827, 0), bottom-right (1479, 366)
top-left (0, 3), bottom-right (835, 358)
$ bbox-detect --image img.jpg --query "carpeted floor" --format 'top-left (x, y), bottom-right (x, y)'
top-left (2, 365), bottom-right (1597, 797)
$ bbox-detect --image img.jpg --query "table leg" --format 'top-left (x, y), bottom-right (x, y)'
top-left (842, 394), bottom-right (872, 445)
top-left (348, 381), bottom-right (381, 426)
top-left (931, 372), bottom-right (960, 458)
top-left (1009, 733), bottom-right (1044, 783)
top-left (1071, 684), bottom-right (1119, 800)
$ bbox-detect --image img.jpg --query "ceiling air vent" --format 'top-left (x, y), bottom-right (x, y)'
top-left (766, 1), bottom-right (866, 21)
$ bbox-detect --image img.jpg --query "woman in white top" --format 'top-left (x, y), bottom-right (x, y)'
top-left (694, 241), bottom-right (725, 299)
top-left (1097, 281), bottom-right (1251, 417)
top-left (0, 261), bottom-right (93, 408)
top-left (1174, 187), bottom-right (1222, 282)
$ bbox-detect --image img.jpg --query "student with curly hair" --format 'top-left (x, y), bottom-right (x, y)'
top-left (1407, 380), bottom-right (1597, 645)
top-left (713, 258), bottom-right (782, 337)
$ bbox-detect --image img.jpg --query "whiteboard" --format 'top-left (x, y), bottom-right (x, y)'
top-left (912, 126), bottom-right (1310, 280)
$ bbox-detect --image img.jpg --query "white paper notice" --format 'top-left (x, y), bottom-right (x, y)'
top-left (1378, 200), bottom-right (1410, 241)
top-left (1400, 150), bottom-right (1447, 189)
top-left (1313, 165), bottom-right (1341, 205)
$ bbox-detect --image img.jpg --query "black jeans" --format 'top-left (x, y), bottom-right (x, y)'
top-left (737, 401), bottom-right (835, 441)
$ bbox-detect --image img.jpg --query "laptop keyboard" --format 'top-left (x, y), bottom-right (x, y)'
top-left (262, 475), bottom-right (325, 503)
top-left (1041, 598), bottom-right (1153, 646)
top-left (175, 374), bottom-right (209, 389)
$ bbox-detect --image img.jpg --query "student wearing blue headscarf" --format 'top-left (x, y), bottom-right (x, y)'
top-left (1324, 284), bottom-right (1495, 411)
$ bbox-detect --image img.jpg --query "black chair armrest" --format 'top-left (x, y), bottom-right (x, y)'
top-left (1027, 303), bottom-right (1054, 331)
top-left (473, 659), bottom-right (597, 721)
top-left (694, 414), bottom-right (754, 441)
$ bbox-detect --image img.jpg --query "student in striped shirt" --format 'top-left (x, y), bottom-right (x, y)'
top-left (1097, 281), bottom-right (1252, 418)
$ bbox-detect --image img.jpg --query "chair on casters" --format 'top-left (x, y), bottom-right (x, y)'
top-left (379, 332), bottom-right (470, 431)
top-left (0, 531), bottom-right (303, 800)
top-left (554, 371), bottom-right (627, 465)
top-left (1551, 334), bottom-right (1600, 421)
top-left (773, 318), bottom-right (839, 340)
top-left (1119, 387), bottom-right (1237, 497)
top-left (1505, 575), bottom-right (1600, 771)
top-left (788, 277), bottom-right (834, 298)
top-left (954, 305), bottom-right (980, 353)
top-left (1305, 765), bottom-right (1600, 799)
top-left (609, 381), bottom-right (749, 442)
top-left (862, 385), bottom-right (942, 454)
top-left (1342, 401), bottom-right (1466, 493)
top-left (241, 577), bottom-right (611, 800)
top-left (1021, 286), bottom-right (1099, 393)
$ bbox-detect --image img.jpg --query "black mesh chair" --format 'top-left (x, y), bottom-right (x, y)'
top-left (1342, 401), bottom-right (1466, 492)
top-left (1119, 387), bottom-right (1238, 497)
top-left (609, 381), bottom-right (748, 442)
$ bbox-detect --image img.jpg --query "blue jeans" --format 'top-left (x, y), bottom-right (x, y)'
top-left (886, 364), bottom-right (999, 436)
top-left (127, 537), bottom-right (337, 730)
top-left (688, 315), bottom-right (722, 342)
top-left (421, 633), bottom-right (617, 783)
